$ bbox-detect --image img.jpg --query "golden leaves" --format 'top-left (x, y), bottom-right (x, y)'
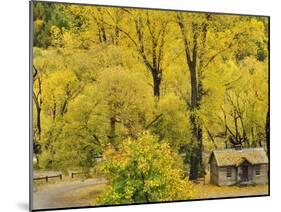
top-left (96, 133), bottom-right (194, 204)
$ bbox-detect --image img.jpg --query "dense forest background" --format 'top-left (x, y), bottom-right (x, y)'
top-left (32, 2), bottom-right (269, 203)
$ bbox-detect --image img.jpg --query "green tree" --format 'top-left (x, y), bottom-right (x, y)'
top-left (33, 2), bottom-right (69, 48)
top-left (96, 132), bottom-right (193, 205)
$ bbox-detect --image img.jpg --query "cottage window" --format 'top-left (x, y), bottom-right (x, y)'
top-left (226, 167), bottom-right (232, 178)
top-left (255, 165), bottom-right (261, 176)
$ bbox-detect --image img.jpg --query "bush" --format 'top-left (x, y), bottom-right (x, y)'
top-left (95, 132), bottom-right (194, 205)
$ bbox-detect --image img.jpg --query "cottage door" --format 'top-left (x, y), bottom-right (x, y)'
top-left (242, 165), bottom-right (248, 182)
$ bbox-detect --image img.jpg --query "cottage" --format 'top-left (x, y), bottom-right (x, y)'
top-left (209, 147), bottom-right (268, 186)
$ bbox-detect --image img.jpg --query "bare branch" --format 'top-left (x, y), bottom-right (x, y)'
top-left (33, 91), bottom-right (40, 111)
top-left (33, 65), bottom-right (38, 79)
top-left (145, 114), bottom-right (163, 130)
top-left (205, 127), bottom-right (218, 149)
top-left (203, 32), bottom-right (247, 69)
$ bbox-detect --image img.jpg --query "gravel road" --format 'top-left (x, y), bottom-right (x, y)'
top-left (32, 178), bottom-right (106, 210)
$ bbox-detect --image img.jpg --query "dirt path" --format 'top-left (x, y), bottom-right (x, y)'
top-left (194, 183), bottom-right (268, 199)
top-left (33, 178), bottom-right (106, 210)
top-left (33, 176), bottom-right (268, 210)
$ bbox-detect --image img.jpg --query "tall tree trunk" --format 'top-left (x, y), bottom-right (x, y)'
top-left (34, 106), bottom-right (42, 156)
top-left (33, 73), bottom-right (42, 156)
top-left (188, 63), bottom-right (204, 180)
top-left (178, 17), bottom-right (204, 180)
top-left (266, 110), bottom-right (270, 156)
top-left (152, 70), bottom-right (161, 97)
top-left (37, 107), bottom-right (41, 136)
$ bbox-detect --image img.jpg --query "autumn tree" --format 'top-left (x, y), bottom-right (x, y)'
top-left (176, 14), bottom-right (267, 179)
top-left (211, 58), bottom-right (268, 149)
top-left (96, 132), bottom-right (194, 205)
top-left (95, 68), bottom-right (154, 147)
top-left (34, 47), bottom-right (96, 169)
top-left (102, 9), bottom-right (171, 97)
top-left (151, 94), bottom-right (191, 150)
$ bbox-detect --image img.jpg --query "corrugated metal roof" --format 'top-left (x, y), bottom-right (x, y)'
top-left (210, 148), bottom-right (268, 167)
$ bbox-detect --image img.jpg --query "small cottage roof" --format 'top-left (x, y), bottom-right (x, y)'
top-left (209, 147), bottom-right (268, 167)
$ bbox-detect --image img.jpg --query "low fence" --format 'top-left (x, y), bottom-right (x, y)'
top-left (33, 171), bottom-right (94, 181)
top-left (71, 172), bottom-right (90, 178)
top-left (33, 174), bottom-right (62, 182)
